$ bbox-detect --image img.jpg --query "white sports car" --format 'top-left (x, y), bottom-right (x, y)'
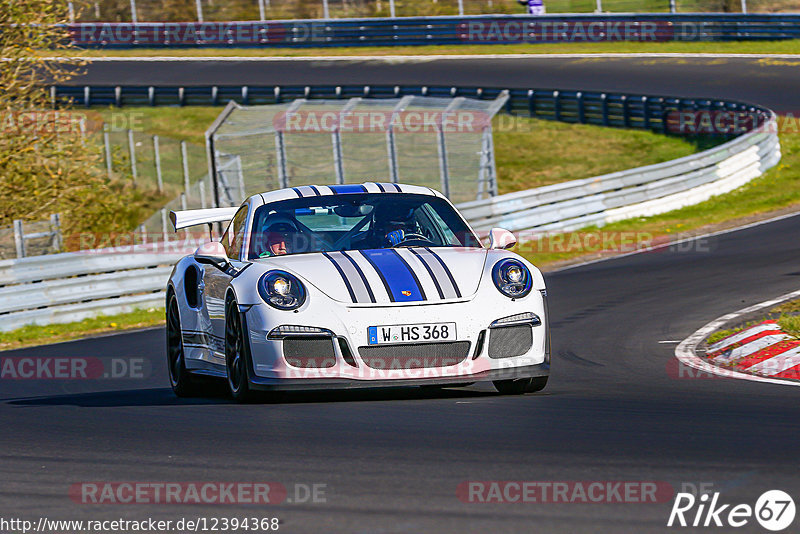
top-left (167, 183), bottom-right (549, 401)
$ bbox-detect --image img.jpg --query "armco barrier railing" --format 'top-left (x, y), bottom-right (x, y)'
top-left (53, 84), bottom-right (770, 141)
top-left (0, 247), bottom-right (184, 332)
top-left (461, 118), bottom-right (779, 233)
top-left (67, 14), bottom-right (800, 48)
top-left (2, 83), bottom-right (776, 331)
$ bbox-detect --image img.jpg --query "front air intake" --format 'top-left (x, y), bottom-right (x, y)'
top-left (283, 337), bottom-right (337, 368)
top-left (487, 325), bottom-right (533, 359)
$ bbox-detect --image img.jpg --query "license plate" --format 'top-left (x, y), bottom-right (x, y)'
top-left (368, 322), bottom-right (456, 345)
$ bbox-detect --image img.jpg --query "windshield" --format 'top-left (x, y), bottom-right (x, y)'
top-left (247, 193), bottom-right (480, 259)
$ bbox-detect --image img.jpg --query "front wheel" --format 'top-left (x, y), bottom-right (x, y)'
top-left (225, 298), bottom-right (258, 403)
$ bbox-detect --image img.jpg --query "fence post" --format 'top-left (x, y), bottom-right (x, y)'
top-left (50, 213), bottom-right (62, 252)
top-left (181, 193), bottom-right (187, 211)
top-left (153, 135), bottom-right (163, 193)
top-left (437, 127), bottom-right (450, 199)
top-left (275, 132), bottom-right (289, 189)
top-left (199, 179), bottom-right (207, 209)
top-left (13, 220), bottom-right (25, 259)
top-left (195, 0), bottom-right (204, 22)
top-left (457, 0), bottom-right (464, 15)
top-left (258, 0), bottom-right (266, 20)
top-left (741, 0), bottom-right (747, 13)
top-left (103, 130), bottom-right (113, 179)
top-left (130, 0), bottom-right (138, 23)
top-left (94, 2), bottom-right (101, 18)
top-left (669, 0), bottom-right (676, 13)
top-left (596, 0), bottom-right (603, 12)
top-left (332, 131), bottom-right (345, 185)
top-left (68, 2), bottom-right (75, 22)
top-left (181, 140), bottom-right (191, 201)
top-left (127, 129), bottom-right (138, 185)
top-left (322, 0), bottom-right (330, 19)
top-left (161, 209), bottom-right (169, 243)
top-left (389, 0), bottom-right (396, 17)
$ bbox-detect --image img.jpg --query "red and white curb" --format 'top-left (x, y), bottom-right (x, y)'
top-left (705, 321), bottom-right (800, 379)
top-left (675, 288), bottom-right (800, 387)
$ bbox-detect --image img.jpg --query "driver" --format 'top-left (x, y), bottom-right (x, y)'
top-left (255, 215), bottom-right (298, 258)
top-left (371, 205), bottom-right (417, 248)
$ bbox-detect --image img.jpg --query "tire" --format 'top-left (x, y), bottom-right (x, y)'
top-left (166, 292), bottom-right (201, 397)
top-left (225, 297), bottom-right (258, 403)
top-left (493, 376), bottom-right (548, 395)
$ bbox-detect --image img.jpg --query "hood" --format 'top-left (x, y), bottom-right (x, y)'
top-left (256, 247), bottom-right (488, 305)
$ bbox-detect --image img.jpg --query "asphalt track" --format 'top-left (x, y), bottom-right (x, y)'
top-left (68, 55), bottom-right (800, 113)
top-left (3, 56), bottom-right (799, 533)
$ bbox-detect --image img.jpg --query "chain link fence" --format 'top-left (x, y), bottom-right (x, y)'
top-left (207, 93), bottom-right (508, 208)
top-left (70, 0), bottom-right (794, 23)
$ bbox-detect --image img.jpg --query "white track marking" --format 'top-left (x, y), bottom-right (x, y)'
top-left (674, 288), bottom-right (800, 387)
top-left (707, 322), bottom-right (780, 352)
top-left (711, 334), bottom-right (790, 364)
top-left (40, 53), bottom-right (800, 63)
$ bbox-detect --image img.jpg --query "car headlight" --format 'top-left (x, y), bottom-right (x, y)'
top-left (491, 259), bottom-right (533, 299)
top-left (258, 271), bottom-right (307, 310)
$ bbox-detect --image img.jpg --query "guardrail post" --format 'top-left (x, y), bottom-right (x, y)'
top-left (621, 95), bottom-right (629, 127)
top-left (553, 90), bottom-right (561, 122)
top-left (50, 213), bottom-right (62, 253)
top-left (601, 94), bottom-right (609, 126)
top-left (103, 130), bottom-right (113, 179)
top-left (84, 86), bottom-right (91, 108)
top-left (127, 129), bottom-right (138, 185)
top-left (13, 220), bottom-right (25, 259)
top-left (153, 135), bottom-right (163, 193)
top-left (577, 92), bottom-right (585, 123)
top-left (528, 89), bottom-right (536, 118)
top-left (642, 96), bottom-right (650, 129)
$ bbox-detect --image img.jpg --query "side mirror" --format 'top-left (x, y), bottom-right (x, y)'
top-left (194, 241), bottom-right (229, 270)
top-left (489, 228), bottom-right (517, 250)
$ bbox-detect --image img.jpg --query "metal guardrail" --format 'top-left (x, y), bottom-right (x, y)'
top-left (460, 119), bottom-right (780, 233)
top-left (3, 83), bottom-right (776, 332)
top-left (53, 84), bottom-right (771, 140)
top-left (0, 247), bottom-right (185, 332)
top-left (67, 14), bottom-right (800, 48)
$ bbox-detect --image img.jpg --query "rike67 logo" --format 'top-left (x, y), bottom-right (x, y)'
top-left (668, 489), bottom-right (796, 531)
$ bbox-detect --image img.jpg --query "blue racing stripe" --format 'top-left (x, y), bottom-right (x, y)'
top-left (360, 249), bottom-right (425, 302)
top-left (329, 184), bottom-right (367, 195)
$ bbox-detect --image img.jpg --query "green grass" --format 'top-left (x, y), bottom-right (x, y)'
top-left (64, 40), bottom-right (800, 58)
top-left (778, 315), bottom-right (800, 338)
top-left (0, 307), bottom-right (165, 351)
top-left (706, 328), bottom-right (743, 345)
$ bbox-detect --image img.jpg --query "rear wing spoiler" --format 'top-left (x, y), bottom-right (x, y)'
top-left (170, 207), bottom-right (239, 231)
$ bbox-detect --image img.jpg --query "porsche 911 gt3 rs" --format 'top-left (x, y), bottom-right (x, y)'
top-left (166, 183), bottom-right (549, 401)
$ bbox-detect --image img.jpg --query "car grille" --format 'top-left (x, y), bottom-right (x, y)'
top-left (283, 337), bottom-right (337, 368)
top-left (488, 325), bottom-right (533, 359)
top-left (358, 341), bottom-right (471, 369)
